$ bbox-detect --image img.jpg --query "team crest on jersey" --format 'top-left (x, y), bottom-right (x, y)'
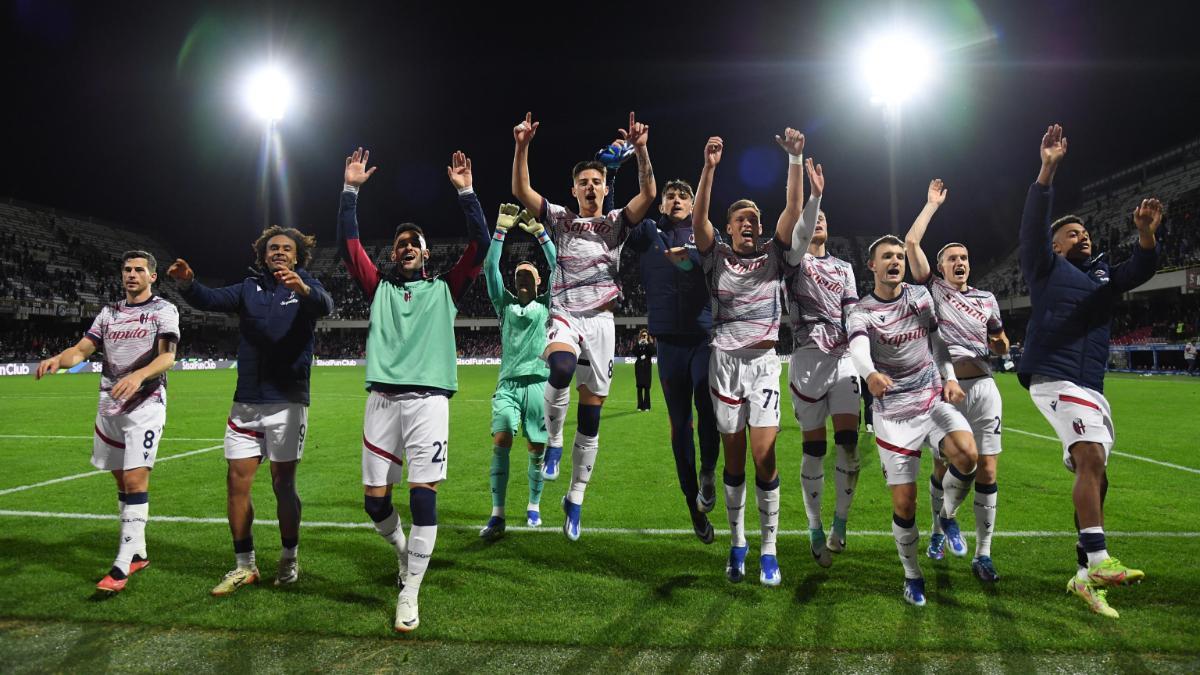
top-left (1072, 418), bottom-right (1086, 435)
top-left (1093, 269), bottom-right (1109, 283)
top-left (404, 290), bottom-right (412, 302)
top-left (139, 313), bottom-right (148, 324)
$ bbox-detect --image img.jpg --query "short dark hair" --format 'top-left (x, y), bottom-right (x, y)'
top-left (662, 179), bottom-right (694, 199)
top-left (726, 199), bottom-right (761, 222)
top-left (936, 242), bottom-right (968, 265)
top-left (121, 250), bottom-right (157, 272)
top-left (867, 235), bottom-right (904, 260)
top-left (1051, 214), bottom-right (1084, 235)
top-left (393, 222), bottom-right (425, 245)
top-left (252, 226), bottom-right (316, 269)
top-left (571, 160), bottom-right (607, 181)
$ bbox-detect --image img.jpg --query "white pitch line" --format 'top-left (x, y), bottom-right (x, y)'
top-left (0, 444), bottom-right (222, 497)
top-left (1007, 427), bottom-right (1200, 475)
top-left (0, 435), bottom-right (223, 442)
top-left (0, 509), bottom-right (1197, 538)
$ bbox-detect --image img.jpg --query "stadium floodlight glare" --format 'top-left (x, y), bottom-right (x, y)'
top-left (860, 31), bottom-right (933, 107)
top-left (244, 65), bottom-right (292, 122)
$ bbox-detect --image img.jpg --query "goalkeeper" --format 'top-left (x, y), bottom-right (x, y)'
top-left (479, 205), bottom-right (558, 541)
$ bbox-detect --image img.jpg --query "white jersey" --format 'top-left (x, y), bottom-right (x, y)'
top-left (924, 275), bottom-right (1003, 372)
top-left (544, 201), bottom-right (629, 312)
top-left (703, 238), bottom-right (789, 351)
top-left (845, 284), bottom-right (942, 421)
top-left (85, 296), bottom-right (180, 416)
top-left (788, 252), bottom-right (858, 356)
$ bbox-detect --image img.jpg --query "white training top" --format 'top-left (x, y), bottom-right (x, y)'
top-left (543, 201), bottom-right (629, 313)
top-left (923, 275), bottom-right (1003, 373)
top-left (85, 296), bottom-right (179, 416)
top-left (703, 238), bottom-right (789, 351)
top-left (789, 252), bottom-right (858, 356)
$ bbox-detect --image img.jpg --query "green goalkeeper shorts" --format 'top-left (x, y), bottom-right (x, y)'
top-left (491, 376), bottom-right (548, 444)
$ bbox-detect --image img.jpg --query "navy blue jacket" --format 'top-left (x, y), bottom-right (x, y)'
top-left (1017, 182), bottom-right (1158, 393)
top-left (180, 268), bottom-right (334, 405)
top-left (627, 216), bottom-right (712, 339)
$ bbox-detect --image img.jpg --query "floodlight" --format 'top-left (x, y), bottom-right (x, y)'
top-left (244, 65), bottom-right (292, 122)
top-left (860, 31), bottom-right (933, 107)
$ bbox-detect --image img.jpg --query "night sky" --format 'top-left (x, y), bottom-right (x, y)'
top-left (3, 0), bottom-right (1200, 279)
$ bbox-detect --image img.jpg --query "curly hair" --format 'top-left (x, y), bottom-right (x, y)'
top-left (252, 226), bottom-right (316, 269)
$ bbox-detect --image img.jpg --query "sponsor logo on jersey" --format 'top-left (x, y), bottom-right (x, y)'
top-left (940, 290), bottom-right (989, 323)
top-left (803, 264), bottom-right (844, 294)
top-left (879, 326), bottom-right (929, 347)
top-left (564, 219), bottom-right (613, 235)
top-left (108, 328), bottom-right (151, 340)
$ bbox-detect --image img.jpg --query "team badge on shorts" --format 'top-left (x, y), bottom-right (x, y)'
top-left (1072, 418), bottom-right (1086, 435)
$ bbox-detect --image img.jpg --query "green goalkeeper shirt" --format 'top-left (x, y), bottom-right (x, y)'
top-left (486, 226), bottom-right (557, 383)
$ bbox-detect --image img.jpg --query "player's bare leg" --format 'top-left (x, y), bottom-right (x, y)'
top-left (270, 460), bottom-right (301, 585)
top-left (935, 431), bottom-right (978, 558)
top-left (211, 458), bottom-right (262, 595)
top-left (1067, 442), bottom-right (1141, 618)
top-left (750, 426), bottom-right (781, 586)
top-left (97, 467), bottom-right (151, 593)
top-left (888, 481), bottom-right (925, 606)
top-left (721, 430), bottom-right (749, 583)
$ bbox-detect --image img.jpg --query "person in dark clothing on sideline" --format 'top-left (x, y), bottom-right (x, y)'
top-left (634, 329), bottom-right (655, 411)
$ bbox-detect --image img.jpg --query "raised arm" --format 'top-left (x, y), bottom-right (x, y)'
top-left (785, 158), bottom-right (824, 267)
top-left (1110, 198), bottom-right (1162, 292)
top-left (772, 128), bottom-right (806, 249)
top-left (1020, 125), bottom-right (1067, 283)
top-left (597, 139), bottom-right (633, 215)
top-left (511, 112), bottom-right (544, 213)
top-left (517, 209), bottom-right (557, 304)
top-left (485, 204), bottom-right (519, 306)
top-left (445, 151), bottom-right (490, 302)
top-left (167, 259), bottom-right (243, 312)
top-left (903, 179), bottom-right (947, 283)
top-left (618, 112), bottom-right (657, 223)
top-left (339, 147), bottom-right (383, 300)
top-left (692, 136), bottom-right (724, 255)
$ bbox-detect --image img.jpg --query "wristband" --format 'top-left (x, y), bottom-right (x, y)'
top-left (343, 183), bottom-right (359, 194)
top-left (788, 153), bottom-right (804, 166)
top-left (456, 186), bottom-right (474, 196)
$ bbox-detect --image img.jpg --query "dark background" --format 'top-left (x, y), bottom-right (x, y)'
top-left (3, 0), bottom-right (1199, 278)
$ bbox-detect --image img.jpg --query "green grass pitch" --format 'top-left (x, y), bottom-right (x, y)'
top-left (1, 365), bottom-right (1198, 671)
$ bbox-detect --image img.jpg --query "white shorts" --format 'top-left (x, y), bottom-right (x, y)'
top-left (1028, 376), bottom-right (1114, 472)
top-left (544, 309), bottom-right (615, 397)
top-left (361, 391), bottom-right (449, 487)
top-left (874, 402), bottom-right (970, 486)
top-left (709, 347), bottom-right (782, 434)
top-left (788, 348), bottom-right (860, 431)
top-left (92, 403), bottom-right (166, 471)
top-left (949, 375), bottom-right (1003, 457)
top-left (224, 402), bottom-right (309, 462)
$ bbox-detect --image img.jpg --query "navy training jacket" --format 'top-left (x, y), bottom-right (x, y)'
top-left (1016, 182), bottom-right (1158, 393)
top-left (179, 268), bottom-right (334, 405)
top-left (627, 215), bottom-right (713, 339)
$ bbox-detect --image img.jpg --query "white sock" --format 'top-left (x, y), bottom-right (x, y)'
top-left (929, 475), bottom-right (945, 535)
top-left (892, 515), bottom-right (922, 579)
top-left (400, 524), bottom-right (438, 599)
top-left (755, 479), bottom-right (781, 556)
top-left (114, 502), bottom-right (148, 575)
top-left (724, 475), bottom-right (747, 549)
top-left (544, 383), bottom-right (570, 448)
top-left (235, 550), bottom-right (256, 569)
top-left (833, 444), bottom-right (860, 521)
top-left (973, 483), bottom-right (998, 558)
top-left (940, 465), bottom-right (975, 520)
top-left (800, 451), bottom-right (825, 530)
top-left (372, 508), bottom-right (407, 555)
top-left (566, 431), bottom-right (598, 505)
top-left (1080, 526), bottom-right (1109, 567)
top-left (281, 544), bottom-right (298, 561)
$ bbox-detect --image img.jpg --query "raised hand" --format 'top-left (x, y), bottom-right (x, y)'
top-left (618, 111), bottom-right (650, 149)
top-left (1133, 198), bottom-right (1164, 236)
top-left (774, 127), bottom-right (806, 156)
top-left (35, 355), bottom-right (61, 379)
top-left (447, 150), bottom-right (473, 190)
top-left (514, 112), bottom-right (540, 147)
top-left (1040, 124), bottom-right (1068, 167)
top-left (517, 209), bottom-right (545, 238)
top-left (943, 379), bottom-right (965, 405)
top-left (806, 158), bottom-right (825, 198)
top-left (927, 178), bottom-right (947, 206)
top-left (167, 258), bottom-right (194, 282)
top-left (704, 136), bottom-right (724, 168)
top-left (110, 372), bottom-right (146, 402)
top-left (274, 268), bottom-right (311, 296)
top-left (496, 204), bottom-right (520, 233)
top-left (345, 147), bottom-right (378, 187)
top-left (867, 372), bottom-right (893, 398)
